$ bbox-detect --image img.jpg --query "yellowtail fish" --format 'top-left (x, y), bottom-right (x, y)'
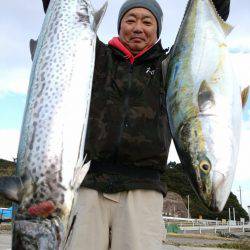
top-left (163, 0), bottom-right (248, 212)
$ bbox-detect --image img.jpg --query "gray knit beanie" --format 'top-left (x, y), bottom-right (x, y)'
top-left (117, 0), bottom-right (163, 38)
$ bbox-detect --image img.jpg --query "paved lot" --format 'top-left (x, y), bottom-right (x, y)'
top-left (0, 234), bottom-right (11, 250)
top-left (0, 233), bottom-right (236, 250)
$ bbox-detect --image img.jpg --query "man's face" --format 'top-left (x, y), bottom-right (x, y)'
top-left (119, 8), bottom-right (158, 55)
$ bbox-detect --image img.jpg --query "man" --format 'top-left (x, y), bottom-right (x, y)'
top-left (41, 0), bottom-right (230, 249)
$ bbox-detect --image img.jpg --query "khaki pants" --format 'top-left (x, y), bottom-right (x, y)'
top-left (67, 188), bottom-right (165, 250)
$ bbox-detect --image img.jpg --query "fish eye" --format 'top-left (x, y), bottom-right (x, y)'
top-left (199, 160), bottom-right (211, 174)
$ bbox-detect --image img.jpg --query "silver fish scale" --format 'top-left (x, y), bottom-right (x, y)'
top-left (17, 0), bottom-right (96, 214)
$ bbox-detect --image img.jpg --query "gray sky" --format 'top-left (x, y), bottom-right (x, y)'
top-left (0, 0), bottom-right (249, 78)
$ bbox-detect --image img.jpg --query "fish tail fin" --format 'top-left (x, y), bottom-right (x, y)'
top-left (208, 0), bottom-right (233, 36)
top-left (0, 176), bottom-right (22, 202)
top-left (93, 1), bottom-right (108, 32)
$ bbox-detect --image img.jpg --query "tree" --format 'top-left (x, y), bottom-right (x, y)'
top-left (161, 162), bottom-right (249, 220)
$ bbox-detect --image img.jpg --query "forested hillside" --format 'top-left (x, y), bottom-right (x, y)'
top-left (0, 159), bottom-right (249, 221)
top-left (162, 162), bottom-right (249, 221)
top-left (0, 159), bottom-right (16, 207)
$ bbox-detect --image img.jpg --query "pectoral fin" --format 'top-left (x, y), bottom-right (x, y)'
top-left (29, 39), bottom-right (37, 61)
top-left (241, 86), bottom-right (249, 108)
top-left (71, 154), bottom-right (90, 190)
top-left (162, 56), bottom-right (170, 86)
top-left (198, 80), bottom-right (215, 112)
top-left (74, 162), bottom-right (90, 190)
top-left (0, 176), bottom-right (22, 202)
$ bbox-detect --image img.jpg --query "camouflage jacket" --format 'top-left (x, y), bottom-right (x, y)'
top-left (41, 0), bottom-right (231, 196)
top-left (82, 39), bottom-right (170, 195)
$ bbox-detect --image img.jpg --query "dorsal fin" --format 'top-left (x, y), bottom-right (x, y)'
top-left (162, 56), bottom-right (170, 87)
top-left (29, 39), bottom-right (37, 61)
top-left (241, 86), bottom-right (249, 108)
top-left (93, 1), bottom-right (108, 32)
top-left (198, 80), bottom-right (215, 112)
top-left (208, 0), bottom-right (233, 36)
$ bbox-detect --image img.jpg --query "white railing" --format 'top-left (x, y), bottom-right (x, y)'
top-left (180, 224), bottom-right (250, 234)
top-left (163, 216), bottom-right (250, 234)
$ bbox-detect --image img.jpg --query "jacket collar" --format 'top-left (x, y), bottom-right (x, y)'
top-left (108, 37), bottom-right (168, 64)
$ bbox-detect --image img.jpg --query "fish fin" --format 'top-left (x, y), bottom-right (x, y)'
top-left (29, 39), bottom-right (37, 60)
top-left (208, 0), bottom-right (233, 36)
top-left (29, 39), bottom-right (37, 61)
top-left (64, 214), bottom-right (77, 247)
top-left (220, 22), bottom-right (233, 36)
top-left (241, 86), bottom-right (249, 108)
top-left (0, 176), bottom-right (22, 202)
top-left (93, 1), bottom-right (108, 32)
top-left (73, 155), bottom-right (90, 190)
top-left (162, 56), bottom-right (170, 87)
top-left (198, 80), bottom-right (215, 112)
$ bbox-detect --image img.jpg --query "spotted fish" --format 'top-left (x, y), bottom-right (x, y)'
top-left (163, 0), bottom-right (248, 212)
top-left (0, 0), bottom-right (107, 248)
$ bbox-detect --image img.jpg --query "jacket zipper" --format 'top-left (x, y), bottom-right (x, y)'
top-left (114, 63), bottom-right (133, 163)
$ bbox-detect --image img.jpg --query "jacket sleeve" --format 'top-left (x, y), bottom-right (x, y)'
top-left (42, 0), bottom-right (50, 13)
top-left (212, 0), bottom-right (230, 21)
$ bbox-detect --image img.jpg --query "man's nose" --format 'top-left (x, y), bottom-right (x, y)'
top-left (133, 21), bottom-right (143, 33)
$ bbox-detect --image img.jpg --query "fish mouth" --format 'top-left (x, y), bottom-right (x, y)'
top-left (182, 152), bottom-right (227, 212)
top-left (211, 171), bottom-right (229, 212)
top-left (195, 169), bottom-right (228, 212)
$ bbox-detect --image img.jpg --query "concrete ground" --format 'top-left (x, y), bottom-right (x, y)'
top-left (0, 234), bottom-right (11, 250)
top-left (163, 247), bottom-right (234, 250)
top-left (0, 233), bottom-right (237, 250)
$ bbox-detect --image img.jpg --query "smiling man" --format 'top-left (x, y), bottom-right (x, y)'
top-left (41, 0), bottom-right (230, 249)
top-left (118, 6), bottom-right (158, 55)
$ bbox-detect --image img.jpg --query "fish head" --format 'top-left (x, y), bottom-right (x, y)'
top-left (12, 216), bottom-right (64, 249)
top-left (198, 114), bottom-right (238, 212)
top-left (176, 117), bottom-right (213, 209)
top-left (176, 114), bottom-right (238, 212)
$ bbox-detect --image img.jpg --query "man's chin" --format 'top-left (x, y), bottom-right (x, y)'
top-left (129, 44), bottom-right (146, 54)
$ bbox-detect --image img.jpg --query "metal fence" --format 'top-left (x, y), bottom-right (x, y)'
top-left (163, 216), bottom-right (250, 234)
